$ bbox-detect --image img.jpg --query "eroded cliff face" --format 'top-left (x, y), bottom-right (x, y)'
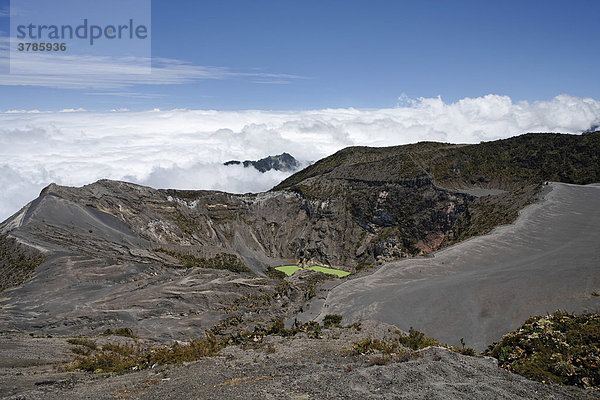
top-left (0, 181), bottom-right (303, 339)
top-left (0, 177), bottom-right (473, 339)
top-left (19, 177), bottom-right (469, 273)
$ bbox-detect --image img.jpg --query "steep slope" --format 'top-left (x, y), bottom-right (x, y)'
top-left (0, 183), bottom-right (306, 339)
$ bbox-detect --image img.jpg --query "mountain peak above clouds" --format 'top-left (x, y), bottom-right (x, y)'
top-left (224, 152), bottom-right (301, 173)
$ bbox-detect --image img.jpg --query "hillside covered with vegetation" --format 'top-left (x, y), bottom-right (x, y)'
top-left (273, 132), bottom-right (600, 259)
top-left (486, 311), bottom-right (599, 389)
top-left (275, 132), bottom-right (600, 192)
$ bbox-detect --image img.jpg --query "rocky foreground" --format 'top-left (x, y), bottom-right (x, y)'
top-left (1, 321), bottom-right (593, 399)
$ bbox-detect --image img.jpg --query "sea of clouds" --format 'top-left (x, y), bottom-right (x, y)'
top-left (0, 94), bottom-right (599, 222)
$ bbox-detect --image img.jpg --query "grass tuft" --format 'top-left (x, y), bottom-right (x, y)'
top-left (69, 331), bottom-right (222, 374)
top-left (323, 314), bottom-right (343, 328)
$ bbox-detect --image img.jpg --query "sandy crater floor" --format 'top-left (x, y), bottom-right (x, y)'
top-left (302, 182), bottom-right (600, 350)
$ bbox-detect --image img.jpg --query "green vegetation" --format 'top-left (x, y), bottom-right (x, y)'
top-left (397, 327), bottom-right (440, 350)
top-left (486, 311), bottom-right (600, 389)
top-left (348, 337), bottom-right (422, 365)
top-left (148, 332), bottom-right (221, 365)
top-left (0, 235), bottom-right (45, 292)
top-left (351, 338), bottom-right (400, 355)
top-left (323, 314), bottom-right (343, 328)
top-left (222, 291), bottom-right (274, 314)
top-left (348, 327), bottom-right (475, 359)
top-left (426, 132), bottom-right (600, 187)
top-left (69, 331), bottom-right (222, 374)
top-left (222, 319), bottom-right (327, 344)
top-left (265, 266), bottom-right (287, 280)
top-left (174, 210), bottom-right (200, 238)
top-left (274, 144), bottom-right (433, 193)
top-left (277, 132), bottom-right (600, 194)
top-left (301, 271), bottom-right (333, 300)
top-left (446, 184), bottom-right (540, 245)
top-left (154, 248), bottom-right (250, 273)
top-left (68, 318), bottom-right (479, 376)
top-left (456, 338), bottom-right (477, 356)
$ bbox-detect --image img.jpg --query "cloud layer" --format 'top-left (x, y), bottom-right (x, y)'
top-left (1, 94), bottom-right (599, 221)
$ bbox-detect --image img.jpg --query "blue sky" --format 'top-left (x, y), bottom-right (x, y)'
top-left (1, 1), bottom-right (600, 221)
top-left (0, 0), bottom-right (599, 111)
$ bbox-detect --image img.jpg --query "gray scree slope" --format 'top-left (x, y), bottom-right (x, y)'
top-left (305, 182), bottom-right (600, 351)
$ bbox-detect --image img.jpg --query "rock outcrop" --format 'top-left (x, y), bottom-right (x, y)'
top-left (224, 152), bottom-right (301, 172)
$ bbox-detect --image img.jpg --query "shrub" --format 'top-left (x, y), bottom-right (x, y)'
top-left (349, 337), bottom-right (422, 364)
top-left (265, 267), bottom-right (287, 280)
top-left (74, 344), bottom-right (139, 374)
top-left (485, 311), bottom-right (600, 388)
top-left (71, 347), bottom-right (91, 356)
top-left (300, 321), bottom-right (322, 339)
top-left (455, 337), bottom-right (476, 356)
top-left (148, 331), bottom-right (221, 365)
top-left (323, 314), bottom-right (343, 328)
top-left (0, 235), bottom-right (45, 292)
top-left (351, 338), bottom-right (400, 356)
top-left (66, 338), bottom-right (98, 350)
top-left (70, 331), bottom-right (222, 374)
top-left (457, 347), bottom-right (476, 356)
top-left (114, 327), bottom-right (135, 338)
top-left (397, 327), bottom-right (439, 350)
top-left (267, 319), bottom-right (286, 336)
top-left (154, 248), bottom-right (250, 273)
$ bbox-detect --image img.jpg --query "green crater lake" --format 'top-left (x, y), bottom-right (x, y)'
top-left (275, 265), bottom-right (350, 278)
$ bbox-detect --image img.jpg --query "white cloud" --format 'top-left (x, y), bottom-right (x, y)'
top-left (59, 108), bottom-right (86, 113)
top-left (4, 109), bottom-right (42, 113)
top-left (87, 92), bottom-right (165, 98)
top-left (0, 165), bottom-right (55, 221)
top-left (138, 163), bottom-right (296, 194)
top-left (0, 54), bottom-right (301, 89)
top-left (0, 38), bottom-right (302, 90)
top-left (0, 93), bottom-right (599, 222)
